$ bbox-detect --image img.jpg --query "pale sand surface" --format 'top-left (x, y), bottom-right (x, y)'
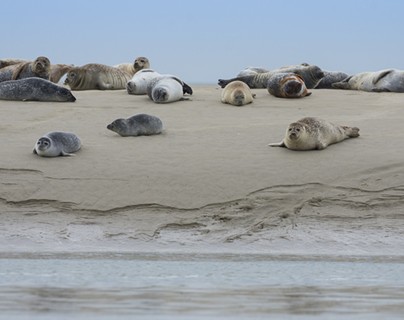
top-left (1, 86), bottom-right (403, 255)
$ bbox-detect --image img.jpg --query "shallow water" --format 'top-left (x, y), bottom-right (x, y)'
top-left (1, 253), bottom-right (403, 319)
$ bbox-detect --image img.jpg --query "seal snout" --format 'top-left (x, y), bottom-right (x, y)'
top-left (284, 80), bottom-right (302, 95)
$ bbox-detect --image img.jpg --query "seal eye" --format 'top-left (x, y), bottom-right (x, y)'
top-left (296, 128), bottom-right (300, 132)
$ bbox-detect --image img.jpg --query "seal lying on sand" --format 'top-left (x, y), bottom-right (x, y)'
top-left (221, 80), bottom-right (255, 106)
top-left (0, 56), bottom-right (51, 82)
top-left (115, 56), bottom-right (150, 76)
top-left (267, 73), bottom-right (311, 98)
top-left (64, 63), bottom-right (132, 90)
top-left (218, 64), bottom-right (324, 89)
top-left (50, 64), bottom-right (74, 83)
top-left (332, 69), bottom-right (404, 92)
top-left (0, 77), bottom-right (76, 102)
top-left (33, 132), bottom-right (81, 157)
top-left (107, 113), bottom-right (163, 137)
top-left (268, 117), bottom-right (360, 151)
top-left (147, 76), bottom-right (193, 103)
top-left (127, 69), bottom-right (161, 95)
top-left (314, 71), bottom-right (349, 89)
top-left (237, 67), bottom-right (270, 77)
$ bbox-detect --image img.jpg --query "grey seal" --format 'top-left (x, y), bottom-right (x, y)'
top-left (315, 71), bottom-right (349, 89)
top-left (237, 67), bottom-right (270, 77)
top-left (218, 64), bottom-right (324, 89)
top-left (115, 56), bottom-right (150, 76)
top-left (267, 73), bottom-right (311, 98)
top-left (64, 63), bottom-right (132, 90)
top-left (269, 117), bottom-right (360, 151)
top-left (0, 56), bottom-right (51, 83)
top-left (127, 69), bottom-right (161, 95)
top-left (0, 77), bottom-right (76, 102)
top-left (221, 80), bottom-right (255, 106)
top-left (332, 69), bottom-right (404, 92)
top-left (50, 64), bottom-right (74, 83)
top-left (107, 113), bottom-right (163, 137)
top-left (147, 76), bottom-right (193, 103)
top-left (33, 132), bottom-right (82, 157)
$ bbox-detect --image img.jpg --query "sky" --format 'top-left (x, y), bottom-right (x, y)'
top-left (3, 0), bottom-right (404, 83)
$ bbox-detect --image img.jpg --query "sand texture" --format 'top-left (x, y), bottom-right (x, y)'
top-left (1, 87), bottom-right (403, 255)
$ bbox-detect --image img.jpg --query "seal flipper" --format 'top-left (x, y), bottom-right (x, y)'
top-left (268, 141), bottom-right (286, 148)
top-left (372, 69), bottom-right (394, 85)
top-left (60, 151), bottom-right (76, 156)
top-left (331, 76), bottom-right (353, 89)
top-left (33, 148), bottom-right (37, 154)
top-left (182, 82), bottom-right (193, 95)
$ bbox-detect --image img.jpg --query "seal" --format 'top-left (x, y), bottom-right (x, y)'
top-left (107, 113), bottom-right (163, 137)
top-left (64, 63), bottom-right (132, 90)
top-left (0, 77), bottom-right (76, 102)
top-left (115, 56), bottom-right (150, 76)
top-left (218, 64), bottom-right (324, 89)
top-left (147, 76), bottom-right (193, 103)
top-left (0, 56), bottom-right (51, 83)
top-left (49, 64), bottom-right (74, 83)
top-left (332, 69), bottom-right (404, 92)
top-left (268, 117), bottom-right (360, 151)
top-left (0, 58), bottom-right (27, 69)
top-left (237, 67), bottom-right (270, 77)
top-left (33, 132), bottom-right (81, 157)
top-left (267, 73), bottom-right (311, 98)
top-left (315, 71), bottom-right (349, 89)
top-left (221, 80), bottom-right (255, 106)
top-left (127, 69), bottom-right (161, 95)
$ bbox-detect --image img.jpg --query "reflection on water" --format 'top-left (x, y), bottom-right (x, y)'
top-left (1, 253), bottom-right (404, 319)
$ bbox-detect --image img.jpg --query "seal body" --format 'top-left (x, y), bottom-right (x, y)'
top-left (64, 63), bottom-right (132, 90)
top-left (315, 71), bottom-right (349, 89)
top-left (33, 132), bottom-right (81, 157)
top-left (221, 80), bottom-right (254, 106)
top-left (237, 67), bottom-right (270, 77)
top-left (127, 69), bottom-right (161, 95)
top-left (332, 69), bottom-right (404, 92)
top-left (0, 56), bottom-right (51, 83)
top-left (107, 113), bottom-right (163, 137)
top-left (115, 56), bottom-right (150, 76)
top-left (218, 64), bottom-right (324, 89)
top-left (0, 77), bottom-right (76, 102)
top-left (269, 117), bottom-right (360, 151)
top-left (147, 76), bottom-right (193, 103)
top-left (267, 73), bottom-right (311, 98)
top-left (0, 59), bottom-right (27, 69)
top-left (50, 64), bottom-right (74, 83)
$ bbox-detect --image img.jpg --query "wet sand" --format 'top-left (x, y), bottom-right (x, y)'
top-left (1, 86), bottom-right (403, 255)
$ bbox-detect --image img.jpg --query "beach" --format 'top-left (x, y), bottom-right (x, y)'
top-left (0, 86), bottom-right (403, 255)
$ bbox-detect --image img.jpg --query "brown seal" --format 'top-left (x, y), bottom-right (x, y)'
top-left (0, 56), bottom-right (51, 83)
top-left (221, 80), bottom-right (255, 106)
top-left (267, 73), bottom-right (311, 98)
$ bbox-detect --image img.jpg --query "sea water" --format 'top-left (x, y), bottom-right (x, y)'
top-left (0, 253), bottom-right (403, 319)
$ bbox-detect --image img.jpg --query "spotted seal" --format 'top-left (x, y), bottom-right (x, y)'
top-left (221, 80), bottom-right (255, 106)
top-left (64, 63), bottom-right (132, 90)
top-left (127, 69), bottom-right (161, 95)
top-left (33, 132), bottom-right (81, 157)
top-left (115, 56), bottom-right (150, 76)
top-left (268, 117), bottom-right (360, 151)
top-left (315, 71), bottom-right (349, 89)
top-left (0, 77), bottom-right (76, 102)
top-left (267, 73), bottom-right (311, 98)
top-left (332, 69), bottom-right (404, 92)
top-left (107, 113), bottom-right (163, 137)
top-left (218, 64), bottom-right (324, 89)
top-left (0, 56), bottom-right (51, 83)
top-left (147, 76), bottom-right (193, 103)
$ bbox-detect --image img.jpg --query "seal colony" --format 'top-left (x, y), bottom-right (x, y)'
top-left (33, 132), bottom-right (82, 157)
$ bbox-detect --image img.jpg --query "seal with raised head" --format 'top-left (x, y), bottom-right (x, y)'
top-left (33, 132), bottom-right (81, 157)
top-left (221, 80), bottom-right (255, 106)
top-left (107, 113), bottom-right (163, 137)
top-left (0, 56), bottom-right (51, 83)
top-left (0, 77), bottom-right (76, 102)
top-left (332, 69), bottom-right (404, 92)
top-left (218, 64), bottom-right (324, 89)
top-left (64, 63), bottom-right (132, 90)
top-left (147, 76), bottom-right (193, 103)
top-left (268, 117), bottom-right (360, 151)
top-left (115, 56), bottom-right (150, 76)
top-left (127, 69), bottom-right (161, 95)
top-left (315, 71), bottom-right (349, 89)
top-left (267, 73), bottom-right (311, 98)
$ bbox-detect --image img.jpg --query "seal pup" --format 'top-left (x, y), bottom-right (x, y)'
top-left (267, 73), bottom-right (311, 98)
top-left (315, 71), bottom-right (349, 89)
top-left (33, 132), bottom-right (81, 157)
top-left (0, 56), bottom-right (51, 83)
top-left (0, 77), bottom-right (76, 102)
top-left (221, 80), bottom-right (255, 106)
top-left (218, 64), bottom-right (324, 89)
top-left (115, 56), bottom-right (150, 76)
top-left (107, 113), bottom-right (163, 137)
top-left (127, 69), bottom-right (161, 95)
top-left (269, 117), bottom-right (360, 151)
top-left (332, 69), bottom-right (404, 92)
top-left (50, 64), bottom-right (74, 83)
top-left (64, 63), bottom-right (132, 90)
top-left (147, 76), bottom-right (193, 103)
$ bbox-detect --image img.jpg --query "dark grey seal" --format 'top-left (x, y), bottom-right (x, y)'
top-left (315, 71), bottom-right (349, 89)
top-left (0, 77), bottom-right (76, 102)
top-left (107, 113), bottom-right (163, 137)
top-left (33, 132), bottom-right (82, 157)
